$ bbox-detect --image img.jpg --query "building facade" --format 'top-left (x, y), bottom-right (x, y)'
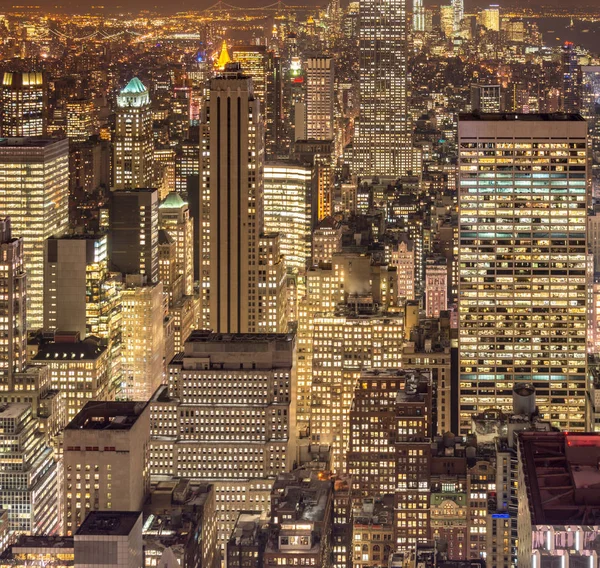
top-left (458, 113), bottom-right (588, 433)
top-left (0, 138), bottom-right (69, 330)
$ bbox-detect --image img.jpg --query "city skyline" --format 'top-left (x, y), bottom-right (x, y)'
top-left (0, 0), bottom-right (599, 565)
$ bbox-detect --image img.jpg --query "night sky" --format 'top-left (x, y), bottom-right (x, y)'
top-left (0, 0), bottom-right (595, 19)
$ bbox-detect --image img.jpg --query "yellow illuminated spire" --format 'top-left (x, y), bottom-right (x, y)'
top-left (215, 39), bottom-right (231, 70)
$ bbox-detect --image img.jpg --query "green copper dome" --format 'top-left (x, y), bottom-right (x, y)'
top-left (121, 77), bottom-right (147, 94)
top-left (159, 192), bottom-right (187, 209)
top-left (117, 77), bottom-right (150, 108)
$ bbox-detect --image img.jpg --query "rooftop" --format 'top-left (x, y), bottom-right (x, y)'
top-left (519, 432), bottom-right (600, 525)
top-left (159, 192), bottom-right (187, 209)
top-left (228, 511), bottom-right (264, 547)
top-left (187, 330), bottom-right (295, 344)
top-left (0, 403), bottom-right (30, 419)
top-left (34, 339), bottom-right (106, 362)
top-left (66, 401), bottom-right (148, 431)
top-left (76, 511), bottom-right (141, 536)
top-left (459, 112), bottom-right (585, 122)
top-left (0, 137), bottom-right (62, 148)
top-left (120, 77), bottom-right (147, 95)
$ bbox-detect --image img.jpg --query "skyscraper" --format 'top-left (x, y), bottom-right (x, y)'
top-left (199, 63), bottom-right (285, 333)
top-left (120, 275), bottom-right (164, 401)
top-left (113, 77), bottom-right (154, 189)
top-left (109, 188), bottom-right (159, 284)
top-left (150, 331), bottom-right (296, 548)
top-left (66, 98), bottom-right (97, 142)
top-left (0, 403), bottom-right (59, 535)
top-left (478, 5), bottom-right (500, 32)
top-left (451, 0), bottom-right (464, 32)
top-left (413, 0), bottom-right (425, 31)
top-left (0, 138), bottom-right (69, 330)
top-left (0, 218), bottom-right (26, 388)
top-left (44, 235), bottom-right (110, 337)
top-left (305, 56), bottom-right (334, 140)
top-left (63, 401), bottom-right (150, 535)
top-left (562, 42), bottom-right (581, 114)
top-left (264, 162), bottom-right (312, 274)
top-left (471, 84), bottom-right (502, 112)
top-left (0, 71), bottom-right (46, 137)
top-left (458, 113), bottom-right (588, 433)
top-left (353, 0), bottom-right (411, 177)
top-left (158, 192), bottom-right (195, 297)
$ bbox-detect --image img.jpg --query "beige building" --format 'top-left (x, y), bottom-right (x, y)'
top-left (200, 63), bottom-right (266, 333)
top-left (386, 237), bottom-right (415, 302)
top-left (312, 216), bottom-right (342, 265)
top-left (305, 56), bottom-right (334, 140)
top-left (63, 401), bottom-right (151, 535)
top-left (352, 496), bottom-right (395, 568)
top-left (158, 192), bottom-right (194, 297)
top-left (44, 234), bottom-right (112, 338)
top-left (310, 310), bottom-right (404, 471)
top-left (120, 275), bottom-right (165, 401)
top-left (149, 331), bottom-right (296, 549)
top-left (33, 334), bottom-right (113, 426)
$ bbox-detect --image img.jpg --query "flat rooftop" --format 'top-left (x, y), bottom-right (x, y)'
top-left (66, 401), bottom-right (147, 431)
top-left (0, 403), bottom-right (30, 419)
top-left (34, 340), bottom-right (106, 361)
top-left (0, 137), bottom-right (64, 147)
top-left (187, 330), bottom-right (295, 343)
top-left (519, 432), bottom-right (600, 525)
top-left (459, 112), bottom-right (585, 122)
top-left (76, 511), bottom-right (141, 537)
top-left (228, 511), bottom-right (263, 546)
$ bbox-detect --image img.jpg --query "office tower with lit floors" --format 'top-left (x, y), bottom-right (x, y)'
top-left (0, 219), bottom-right (26, 389)
top-left (0, 403), bottom-right (59, 535)
top-left (149, 331), bottom-right (296, 550)
top-left (353, 0), bottom-right (411, 177)
top-left (0, 71), bottom-right (46, 137)
top-left (471, 84), bottom-right (502, 113)
top-left (305, 56), bottom-right (334, 140)
top-left (230, 45), bottom-right (284, 156)
top-left (263, 162), bottom-right (312, 275)
top-left (113, 77), bottom-right (154, 189)
top-left (0, 137), bottom-right (69, 330)
top-left (458, 113), bottom-right (588, 433)
top-left (413, 0), bottom-right (425, 31)
top-left (199, 63), bottom-right (286, 333)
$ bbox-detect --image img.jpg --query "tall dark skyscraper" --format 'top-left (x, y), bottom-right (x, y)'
top-left (109, 188), bottom-right (159, 283)
top-left (562, 42), bottom-right (581, 113)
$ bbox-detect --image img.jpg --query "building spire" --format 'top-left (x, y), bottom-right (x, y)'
top-left (215, 39), bottom-right (231, 70)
